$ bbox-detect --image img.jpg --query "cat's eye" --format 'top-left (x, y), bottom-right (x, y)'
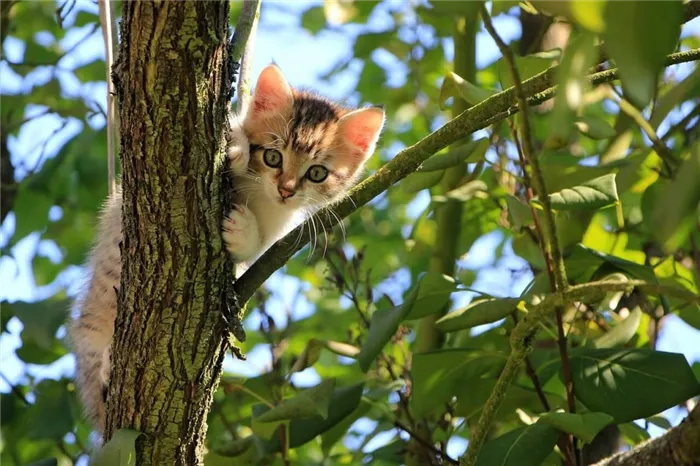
top-left (306, 165), bottom-right (328, 183)
top-left (263, 149), bottom-right (283, 168)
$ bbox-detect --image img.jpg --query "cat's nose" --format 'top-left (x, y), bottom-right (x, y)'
top-left (278, 187), bottom-right (296, 199)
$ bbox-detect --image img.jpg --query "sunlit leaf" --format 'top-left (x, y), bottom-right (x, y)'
top-left (539, 411), bottom-right (614, 444)
top-left (432, 180), bottom-right (488, 203)
top-left (603, 1), bottom-right (683, 107)
top-left (545, 174), bottom-right (618, 211)
top-left (92, 429), bottom-right (142, 466)
top-left (475, 422), bottom-right (559, 466)
top-left (401, 170), bottom-right (444, 194)
top-left (419, 138), bottom-right (488, 172)
top-left (411, 349), bottom-right (505, 417)
top-left (550, 32), bottom-right (598, 141)
top-left (439, 72), bottom-right (496, 109)
top-left (575, 116), bottom-right (617, 140)
top-left (255, 379), bottom-right (336, 423)
top-left (594, 307), bottom-right (642, 348)
top-left (569, 348), bottom-right (700, 423)
top-left (436, 297), bottom-right (520, 332)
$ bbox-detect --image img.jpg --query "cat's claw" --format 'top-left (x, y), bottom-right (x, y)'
top-left (226, 119), bottom-right (250, 176)
top-left (223, 204), bottom-right (261, 262)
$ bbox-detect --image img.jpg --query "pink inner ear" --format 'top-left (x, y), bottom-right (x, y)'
top-left (251, 65), bottom-right (292, 115)
top-left (340, 108), bottom-right (385, 156)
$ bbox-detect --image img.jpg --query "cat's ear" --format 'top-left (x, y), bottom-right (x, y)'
top-left (337, 106), bottom-right (385, 162)
top-left (249, 64), bottom-right (293, 118)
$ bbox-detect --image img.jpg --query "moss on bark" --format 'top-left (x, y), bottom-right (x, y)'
top-left (107, 2), bottom-right (233, 464)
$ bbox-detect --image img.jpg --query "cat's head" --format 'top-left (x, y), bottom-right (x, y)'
top-left (241, 64), bottom-right (384, 209)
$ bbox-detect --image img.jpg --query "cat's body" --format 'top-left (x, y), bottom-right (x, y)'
top-left (69, 65), bottom-right (384, 433)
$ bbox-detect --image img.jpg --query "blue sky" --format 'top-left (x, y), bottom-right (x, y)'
top-left (2, 0), bottom-right (700, 459)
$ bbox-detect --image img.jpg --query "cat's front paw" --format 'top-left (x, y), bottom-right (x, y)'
top-left (222, 204), bottom-right (261, 262)
top-left (226, 118), bottom-right (250, 176)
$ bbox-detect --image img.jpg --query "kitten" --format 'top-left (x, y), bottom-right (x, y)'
top-left (69, 64), bottom-right (385, 433)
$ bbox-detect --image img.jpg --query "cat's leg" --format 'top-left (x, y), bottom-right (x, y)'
top-left (226, 114), bottom-right (250, 176)
top-left (222, 204), bottom-right (262, 262)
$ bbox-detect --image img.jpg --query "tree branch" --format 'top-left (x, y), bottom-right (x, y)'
top-left (98, 0), bottom-right (118, 197)
top-left (592, 404), bottom-right (700, 466)
top-left (230, 0), bottom-right (260, 113)
top-left (232, 47), bottom-right (700, 305)
top-left (458, 278), bottom-right (700, 466)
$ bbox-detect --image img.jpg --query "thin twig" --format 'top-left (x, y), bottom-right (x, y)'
top-left (612, 93), bottom-right (677, 175)
top-left (480, 3), bottom-right (567, 292)
top-left (661, 104), bottom-right (700, 145)
top-left (394, 420), bottom-right (459, 465)
top-left (482, 8), bottom-right (578, 462)
top-left (98, 0), bottom-right (117, 196)
top-left (231, 0), bottom-right (261, 116)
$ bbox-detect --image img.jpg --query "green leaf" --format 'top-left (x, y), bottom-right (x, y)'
top-left (506, 194), bottom-right (533, 231)
top-left (357, 282), bottom-right (419, 372)
top-left (575, 116), bottom-right (617, 140)
top-left (28, 459), bottom-right (58, 466)
top-left (401, 170), bottom-right (444, 194)
top-left (498, 51), bottom-right (559, 90)
top-left (411, 349), bottom-right (505, 418)
top-left (603, 1), bottom-right (683, 107)
top-left (647, 415), bottom-right (672, 430)
top-left (27, 380), bottom-right (73, 440)
top-left (435, 297), bottom-right (520, 333)
top-left (593, 307), bottom-right (642, 348)
top-left (289, 338), bottom-right (324, 374)
top-left (492, 1), bottom-right (520, 16)
top-left (268, 382), bottom-right (364, 450)
top-left (531, 1), bottom-right (606, 33)
top-left (73, 58), bottom-right (106, 82)
top-left (432, 180), bottom-right (488, 203)
top-left (255, 379), bottom-right (336, 423)
top-left (370, 439), bottom-right (406, 463)
top-left (1, 392), bottom-right (21, 427)
top-left (428, 0), bottom-right (483, 17)
top-left (546, 174), bottom-right (619, 211)
top-left (419, 138), bottom-right (489, 172)
top-left (32, 255), bottom-right (63, 286)
top-left (407, 272), bottom-right (458, 320)
top-left (10, 299), bottom-right (69, 351)
top-left (569, 348), bottom-right (700, 423)
top-left (550, 32), bottom-right (598, 141)
top-left (439, 72), bottom-right (496, 109)
top-left (454, 378), bottom-right (564, 421)
top-left (214, 435), bottom-right (256, 457)
top-left (73, 10), bottom-right (98, 27)
top-left (320, 403), bottom-right (370, 454)
top-left (15, 339), bottom-right (67, 365)
top-left (92, 429), bottom-right (142, 466)
top-left (301, 6), bottom-right (326, 34)
top-left (618, 422), bottom-right (650, 445)
top-left (539, 411), bottom-right (614, 444)
top-left (475, 422), bottom-right (559, 466)
top-left (11, 187), bottom-right (52, 240)
top-left (650, 145), bottom-right (700, 253)
top-left (650, 67), bottom-right (700, 129)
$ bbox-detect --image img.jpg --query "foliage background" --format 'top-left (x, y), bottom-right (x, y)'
top-left (1, 1), bottom-right (700, 465)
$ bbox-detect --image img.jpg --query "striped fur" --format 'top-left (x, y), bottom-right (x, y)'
top-left (69, 64), bottom-right (384, 435)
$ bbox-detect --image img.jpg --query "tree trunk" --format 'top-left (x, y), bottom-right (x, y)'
top-left (107, 2), bottom-right (233, 464)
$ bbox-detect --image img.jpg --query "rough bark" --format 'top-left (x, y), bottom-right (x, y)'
top-left (107, 2), bottom-right (233, 464)
top-left (593, 404), bottom-right (700, 466)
